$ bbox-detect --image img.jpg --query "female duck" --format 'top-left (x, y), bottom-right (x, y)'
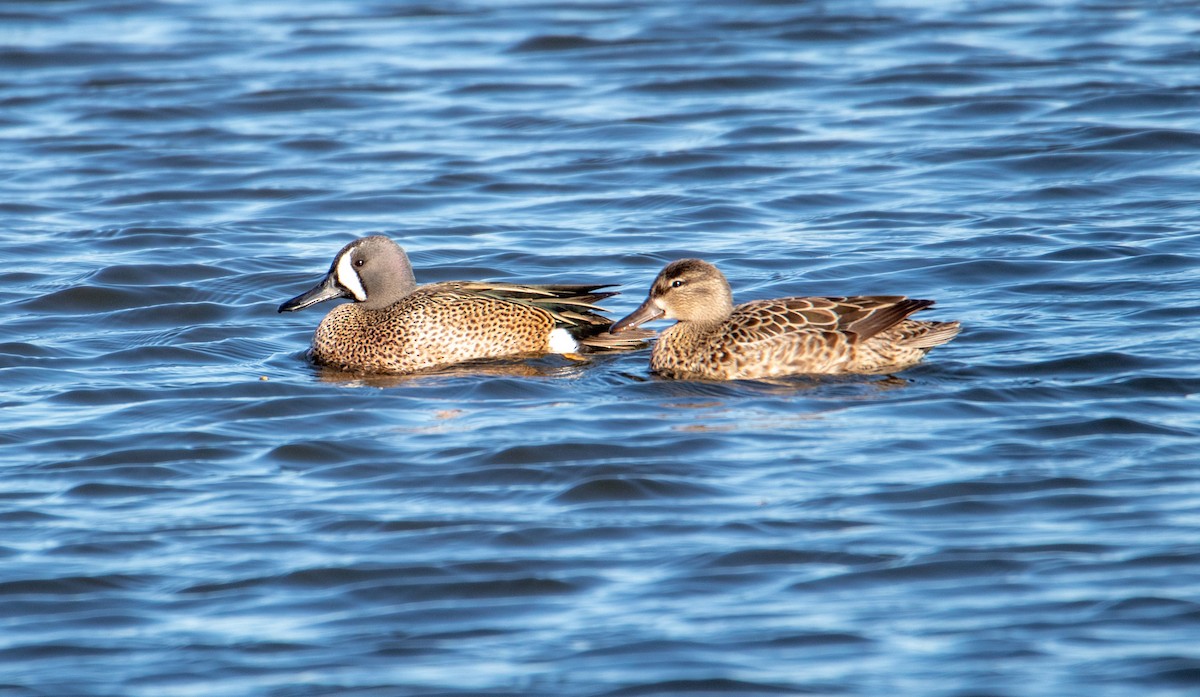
top-left (610, 258), bottom-right (959, 380)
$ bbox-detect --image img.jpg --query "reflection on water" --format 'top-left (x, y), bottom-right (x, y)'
top-left (312, 354), bottom-right (606, 387)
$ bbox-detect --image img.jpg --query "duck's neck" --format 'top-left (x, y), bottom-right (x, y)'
top-left (663, 292), bottom-right (734, 345)
top-left (667, 317), bottom-right (725, 343)
top-left (361, 276), bottom-right (417, 311)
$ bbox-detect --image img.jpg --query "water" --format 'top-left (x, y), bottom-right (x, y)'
top-left (3, 1), bottom-right (1200, 695)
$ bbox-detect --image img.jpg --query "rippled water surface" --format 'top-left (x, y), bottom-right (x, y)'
top-left (4, 1), bottom-right (1200, 695)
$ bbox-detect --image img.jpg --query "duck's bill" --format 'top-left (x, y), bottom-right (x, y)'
top-left (278, 274), bottom-right (349, 313)
top-left (610, 297), bottom-right (664, 333)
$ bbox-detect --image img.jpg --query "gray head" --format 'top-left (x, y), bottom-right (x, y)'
top-left (278, 235), bottom-right (417, 313)
top-left (610, 258), bottom-right (735, 332)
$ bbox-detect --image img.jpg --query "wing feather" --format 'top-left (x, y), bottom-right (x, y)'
top-left (722, 296), bottom-right (932, 346)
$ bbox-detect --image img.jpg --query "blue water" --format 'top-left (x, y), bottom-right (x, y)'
top-left (3, 1), bottom-right (1200, 695)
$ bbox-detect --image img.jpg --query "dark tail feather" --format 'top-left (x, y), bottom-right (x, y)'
top-left (848, 298), bottom-right (935, 341)
top-left (578, 326), bottom-right (655, 352)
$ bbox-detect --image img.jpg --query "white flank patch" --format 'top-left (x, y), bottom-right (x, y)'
top-left (335, 251), bottom-right (367, 301)
top-left (548, 328), bottom-right (579, 354)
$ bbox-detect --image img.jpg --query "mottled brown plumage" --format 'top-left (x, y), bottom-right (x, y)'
top-left (278, 236), bottom-right (649, 374)
top-left (610, 258), bottom-right (959, 380)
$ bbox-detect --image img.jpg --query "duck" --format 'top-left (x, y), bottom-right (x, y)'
top-left (278, 235), bottom-right (649, 374)
top-left (609, 258), bottom-right (959, 380)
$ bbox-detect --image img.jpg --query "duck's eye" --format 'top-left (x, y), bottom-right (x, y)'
top-left (671, 279), bottom-right (684, 288)
top-left (354, 258), bottom-right (365, 268)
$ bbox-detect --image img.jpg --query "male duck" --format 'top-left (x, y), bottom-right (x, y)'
top-left (610, 258), bottom-right (959, 380)
top-left (279, 236), bottom-right (648, 374)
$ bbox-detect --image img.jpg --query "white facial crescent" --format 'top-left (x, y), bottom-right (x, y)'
top-left (335, 250), bottom-right (367, 302)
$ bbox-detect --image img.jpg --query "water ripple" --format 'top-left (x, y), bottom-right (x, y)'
top-left (3, 1), bottom-right (1200, 695)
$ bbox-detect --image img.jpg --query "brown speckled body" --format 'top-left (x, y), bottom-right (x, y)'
top-left (650, 297), bottom-right (956, 380)
top-left (279, 236), bottom-right (649, 375)
top-left (612, 259), bottom-right (959, 381)
top-left (311, 283), bottom-right (565, 374)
